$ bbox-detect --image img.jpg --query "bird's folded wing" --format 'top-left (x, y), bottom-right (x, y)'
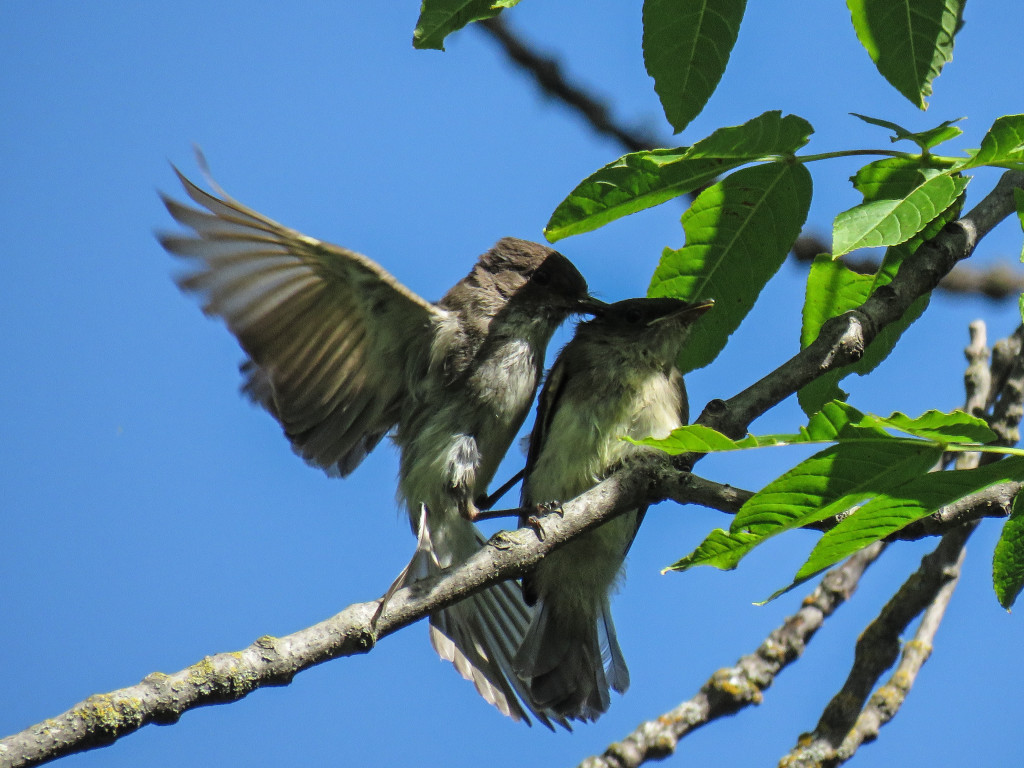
top-left (159, 168), bottom-right (448, 476)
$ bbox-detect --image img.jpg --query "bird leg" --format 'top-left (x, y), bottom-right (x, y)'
top-left (473, 468), bottom-right (526, 512)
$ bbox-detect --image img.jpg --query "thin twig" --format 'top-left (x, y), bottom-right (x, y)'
top-left (775, 525), bottom-right (975, 768)
top-left (831, 546), bottom-right (963, 762)
top-left (478, 16), bottom-right (1024, 300)
top-left (775, 315), bottom-right (1022, 767)
top-left (576, 543), bottom-right (885, 768)
top-left (477, 17), bottom-right (661, 153)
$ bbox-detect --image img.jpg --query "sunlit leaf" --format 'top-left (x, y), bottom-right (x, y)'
top-left (993, 493), bottom-right (1024, 610)
top-left (686, 111), bottom-right (812, 158)
top-left (832, 173), bottom-right (968, 257)
top-left (635, 424), bottom-right (795, 453)
top-left (955, 115), bottom-right (1024, 170)
top-left (847, 0), bottom-right (964, 109)
top-left (730, 441), bottom-right (942, 538)
top-left (850, 113), bottom-right (964, 150)
top-left (544, 112), bottom-right (813, 241)
top-left (544, 149), bottom-right (739, 242)
top-left (797, 457), bottom-right (1024, 580)
top-left (649, 161), bottom-right (812, 373)
top-left (413, 0), bottom-right (519, 50)
top-left (862, 408), bottom-right (996, 443)
top-left (851, 157), bottom-right (945, 202)
top-left (664, 527), bottom-right (761, 571)
top-left (643, 0), bottom-right (747, 133)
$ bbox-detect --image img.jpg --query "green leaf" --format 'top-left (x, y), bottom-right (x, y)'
top-left (686, 111), bottom-right (813, 159)
top-left (832, 173), bottom-right (968, 257)
top-left (635, 424), bottom-right (793, 454)
top-left (850, 113), bottom-right (964, 150)
top-left (543, 112), bottom-right (813, 242)
top-left (798, 190), bottom-right (958, 417)
top-left (799, 189), bottom-right (962, 415)
top-left (993, 492), bottom-right (1024, 610)
top-left (802, 400), bottom-right (870, 440)
top-left (1016, 187), bottom-right (1024, 262)
top-left (797, 457), bottom-right (1024, 581)
top-left (956, 115), bottom-right (1024, 170)
top-left (636, 424), bottom-right (750, 453)
top-left (641, 402), bottom-right (993, 456)
top-left (851, 157), bottom-right (945, 202)
top-left (544, 149), bottom-right (741, 242)
top-left (846, 0), bottom-right (964, 109)
top-left (649, 161), bottom-right (812, 373)
top-left (642, 0), bottom-right (747, 133)
top-left (663, 403), bottom-right (1019, 577)
top-left (413, 0), bottom-right (518, 51)
top-left (863, 408), bottom-right (996, 443)
top-left (664, 527), bottom-right (761, 571)
top-left (730, 441), bottom-right (943, 539)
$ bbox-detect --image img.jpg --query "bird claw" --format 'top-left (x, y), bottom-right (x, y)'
top-left (525, 501), bottom-right (563, 541)
top-left (525, 515), bottom-right (546, 541)
top-left (536, 500), bottom-right (564, 517)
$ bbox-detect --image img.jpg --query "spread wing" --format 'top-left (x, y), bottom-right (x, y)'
top-left (158, 167), bottom-right (448, 476)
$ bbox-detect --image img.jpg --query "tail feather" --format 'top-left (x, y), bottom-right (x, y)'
top-left (597, 596), bottom-right (630, 694)
top-left (514, 596), bottom-right (628, 722)
top-left (407, 515), bottom-right (565, 729)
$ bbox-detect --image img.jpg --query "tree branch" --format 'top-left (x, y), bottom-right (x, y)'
top-left (0, 456), bottom-right (703, 768)
top-left (696, 170), bottom-right (1024, 439)
top-left (667, 469), bottom-right (1021, 538)
top-left (575, 542), bottom-right (886, 768)
top-left (477, 17), bottom-right (660, 153)
top-left (830, 544), bottom-right (963, 763)
top-left (478, 16), bottom-right (1024, 301)
top-left (776, 524), bottom-right (974, 768)
top-left (7, 158), bottom-right (1020, 767)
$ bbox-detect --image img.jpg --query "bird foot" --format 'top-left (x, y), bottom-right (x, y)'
top-left (525, 500), bottom-right (563, 541)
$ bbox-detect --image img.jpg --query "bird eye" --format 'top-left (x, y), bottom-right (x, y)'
top-left (625, 308), bottom-right (643, 324)
top-left (532, 270), bottom-right (552, 287)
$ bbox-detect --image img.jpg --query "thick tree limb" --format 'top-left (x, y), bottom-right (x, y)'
top-left (696, 170), bottom-right (1024, 439)
top-left (575, 542), bottom-right (886, 768)
top-left (0, 457), bottom-right (715, 768)
top-left (775, 524), bottom-right (974, 768)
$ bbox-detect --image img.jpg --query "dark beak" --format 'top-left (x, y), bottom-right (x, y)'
top-left (652, 298), bottom-right (715, 326)
top-left (577, 295), bottom-right (610, 316)
top-left (683, 298), bottom-right (715, 317)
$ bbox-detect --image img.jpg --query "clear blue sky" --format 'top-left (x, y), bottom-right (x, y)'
top-left (2, 2), bottom-right (1021, 766)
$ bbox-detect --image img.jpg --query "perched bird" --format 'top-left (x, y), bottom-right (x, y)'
top-left (157, 165), bottom-right (603, 727)
top-left (514, 297), bottom-right (714, 721)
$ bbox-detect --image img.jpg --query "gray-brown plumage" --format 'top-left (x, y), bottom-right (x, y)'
top-left (515, 297), bottom-right (713, 722)
top-left (157, 166), bottom-right (601, 727)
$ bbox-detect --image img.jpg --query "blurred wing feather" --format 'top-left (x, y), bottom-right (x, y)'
top-left (159, 167), bottom-right (447, 476)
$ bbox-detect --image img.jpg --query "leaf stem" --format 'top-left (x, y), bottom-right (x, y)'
top-left (792, 149), bottom-right (960, 167)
